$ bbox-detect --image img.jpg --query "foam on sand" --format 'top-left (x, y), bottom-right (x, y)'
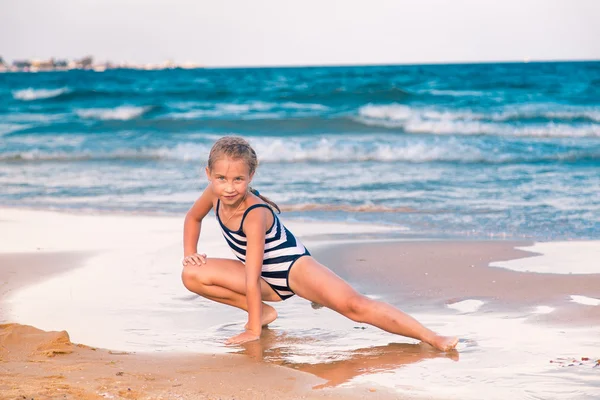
top-left (490, 241), bottom-right (600, 274)
top-left (570, 295), bottom-right (600, 306)
top-left (532, 306), bottom-right (555, 314)
top-left (446, 299), bottom-right (485, 313)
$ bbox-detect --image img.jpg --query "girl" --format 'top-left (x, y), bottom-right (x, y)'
top-left (181, 136), bottom-right (458, 351)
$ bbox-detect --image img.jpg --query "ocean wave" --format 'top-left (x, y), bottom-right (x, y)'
top-left (401, 120), bottom-right (600, 138)
top-left (12, 87), bottom-right (70, 101)
top-left (3, 141), bottom-right (597, 165)
top-left (0, 123), bottom-right (31, 136)
top-left (421, 89), bottom-right (487, 97)
top-left (359, 103), bottom-right (600, 124)
top-left (490, 106), bottom-right (600, 123)
top-left (166, 101), bottom-right (329, 120)
top-left (75, 105), bottom-right (152, 120)
top-left (356, 104), bottom-right (600, 137)
top-left (277, 86), bottom-right (411, 104)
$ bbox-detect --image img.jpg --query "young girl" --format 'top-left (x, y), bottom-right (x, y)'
top-left (181, 136), bottom-right (458, 351)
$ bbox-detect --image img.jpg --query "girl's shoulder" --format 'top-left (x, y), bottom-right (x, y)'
top-left (240, 198), bottom-right (276, 235)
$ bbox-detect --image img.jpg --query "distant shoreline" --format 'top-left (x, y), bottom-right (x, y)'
top-left (2, 58), bottom-right (598, 73)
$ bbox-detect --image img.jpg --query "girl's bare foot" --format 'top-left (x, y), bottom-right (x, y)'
top-left (245, 304), bottom-right (278, 329)
top-left (428, 335), bottom-right (459, 352)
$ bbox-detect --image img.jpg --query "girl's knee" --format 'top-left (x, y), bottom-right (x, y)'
top-left (181, 264), bottom-right (210, 292)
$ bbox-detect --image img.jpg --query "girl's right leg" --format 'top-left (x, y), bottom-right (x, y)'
top-left (181, 257), bottom-right (281, 326)
top-left (289, 257), bottom-right (458, 352)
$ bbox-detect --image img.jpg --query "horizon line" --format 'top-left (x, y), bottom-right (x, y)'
top-left (205, 58), bottom-right (600, 69)
top-left (2, 57), bottom-right (599, 72)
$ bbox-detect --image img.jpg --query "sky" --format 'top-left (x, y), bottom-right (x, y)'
top-left (2, 0), bottom-right (599, 67)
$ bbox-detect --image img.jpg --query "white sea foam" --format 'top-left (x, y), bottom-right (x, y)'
top-left (217, 101), bottom-right (274, 113)
top-left (490, 241), bottom-right (600, 274)
top-left (357, 103), bottom-right (600, 137)
top-left (0, 123), bottom-right (30, 136)
top-left (3, 134), bottom-right (85, 147)
top-left (570, 295), bottom-right (600, 306)
top-left (76, 105), bottom-right (151, 120)
top-left (446, 299), bottom-right (485, 313)
top-left (424, 89), bottom-right (487, 97)
top-left (358, 103), bottom-right (413, 121)
top-left (12, 87), bottom-right (69, 101)
top-left (252, 137), bottom-right (483, 163)
top-left (0, 138), bottom-right (480, 163)
top-left (2, 135), bottom-right (591, 164)
top-left (280, 102), bottom-right (329, 111)
top-left (532, 306), bottom-right (555, 314)
top-left (490, 104), bottom-right (600, 123)
top-left (167, 101), bottom-right (328, 119)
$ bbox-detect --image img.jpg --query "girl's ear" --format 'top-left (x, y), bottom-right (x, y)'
top-left (205, 167), bottom-right (211, 181)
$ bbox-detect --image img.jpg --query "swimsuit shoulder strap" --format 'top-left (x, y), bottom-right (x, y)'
top-left (239, 204), bottom-right (275, 233)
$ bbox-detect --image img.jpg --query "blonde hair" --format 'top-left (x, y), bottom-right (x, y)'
top-left (207, 136), bottom-right (281, 213)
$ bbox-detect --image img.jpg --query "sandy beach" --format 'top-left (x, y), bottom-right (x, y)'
top-left (1, 207), bottom-right (599, 399)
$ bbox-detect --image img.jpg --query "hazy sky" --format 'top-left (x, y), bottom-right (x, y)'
top-left (2, 0), bottom-right (599, 67)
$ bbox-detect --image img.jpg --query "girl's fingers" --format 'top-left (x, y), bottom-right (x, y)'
top-left (192, 255), bottom-right (204, 265)
top-left (182, 253), bottom-right (208, 266)
top-left (182, 257), bottom-right (195, 266)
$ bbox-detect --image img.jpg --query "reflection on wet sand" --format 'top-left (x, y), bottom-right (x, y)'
top-left (235, 328), bottom-right (458, 389)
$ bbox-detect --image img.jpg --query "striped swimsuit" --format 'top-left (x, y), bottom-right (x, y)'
top-left (216, 200), bottom-right (311, 300)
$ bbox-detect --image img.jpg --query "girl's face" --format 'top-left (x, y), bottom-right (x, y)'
top-left (206, 157), bottom-right (253, 206)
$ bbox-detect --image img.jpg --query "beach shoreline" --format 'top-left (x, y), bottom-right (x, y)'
top-left (1, 207), bottom-right (599, 399)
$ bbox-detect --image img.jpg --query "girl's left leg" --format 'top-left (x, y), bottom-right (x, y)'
top-left (181, 258), bottom-right (281, 327)
top-left (288, 257), bottom-right (458, 352)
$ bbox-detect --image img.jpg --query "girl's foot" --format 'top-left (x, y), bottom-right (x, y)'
top-left (245, 304), bottom-right (278, 329)
top-left (428, 335), bottom-right (459, 352)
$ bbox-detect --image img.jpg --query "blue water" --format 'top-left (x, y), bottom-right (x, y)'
top-left (1, 62), bottom-right (599, 239)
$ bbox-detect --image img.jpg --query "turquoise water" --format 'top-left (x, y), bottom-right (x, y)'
top-left (1, 62), bottom-right (599, 239)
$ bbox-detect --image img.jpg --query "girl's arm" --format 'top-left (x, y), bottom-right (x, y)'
top-left (230, 207), bottom-right (269, 341)
top-left (182, 184), bottom-right (214, 265)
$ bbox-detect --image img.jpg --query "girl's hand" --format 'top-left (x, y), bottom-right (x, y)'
top-left (182, 253), bottom-right (207, 266)
top-left (225, 330), bottom-right (260, 345)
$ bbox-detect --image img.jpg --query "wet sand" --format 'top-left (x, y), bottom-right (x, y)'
top-left (314, 240), bottom-right (600, 324)
top-left (0, 252), bottom-right (90, 322)
top-left (1, 208), bottom-right (599, 399)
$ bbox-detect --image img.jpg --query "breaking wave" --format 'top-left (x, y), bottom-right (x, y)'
top-left (12, 87), bottom-right (70, 101)
top-left (2, 140), bottom-right (597, 165)
top-left (357, 104), bottom-right (600, 137)
top-left (75, 105), bottom-right (152, 120)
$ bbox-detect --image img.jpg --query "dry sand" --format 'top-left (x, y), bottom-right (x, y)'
top-left (1, 322), bottom-right (402, 400)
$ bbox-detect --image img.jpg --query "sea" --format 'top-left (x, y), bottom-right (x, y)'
top-left (1, 62), bottom-right (599, 239)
